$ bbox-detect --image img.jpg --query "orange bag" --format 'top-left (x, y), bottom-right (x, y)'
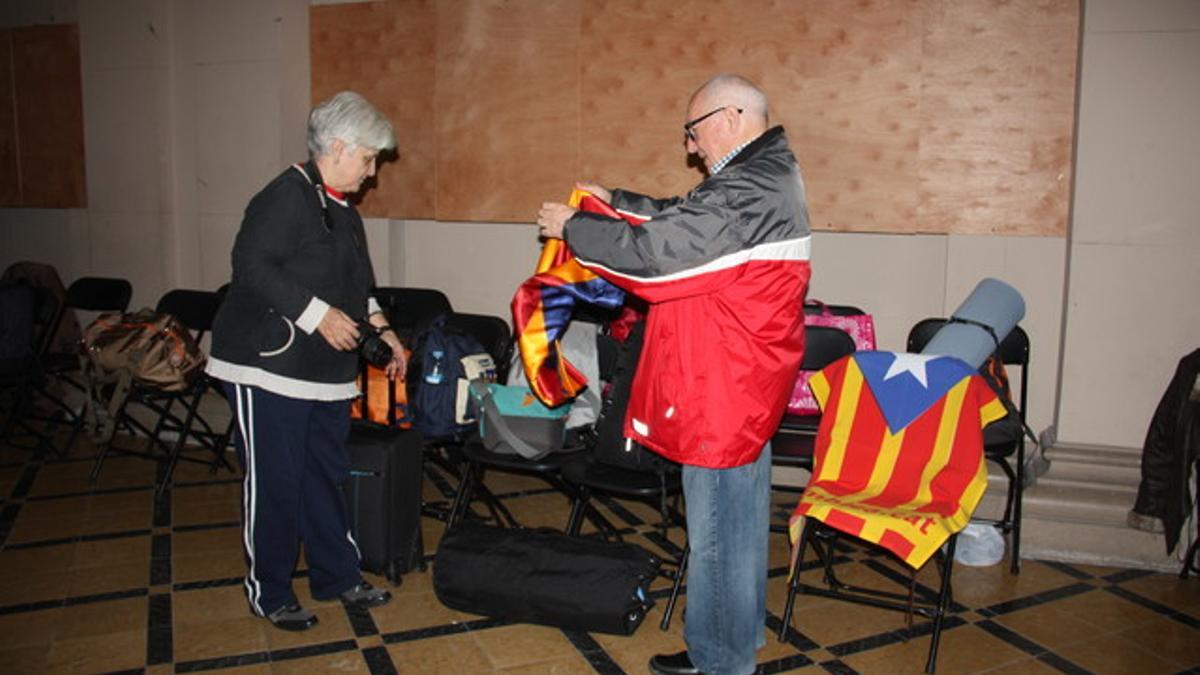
top-left (351, 348), bottom-right (413, 428)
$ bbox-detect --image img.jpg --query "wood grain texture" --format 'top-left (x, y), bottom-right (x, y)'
top-left (917, 0), bottom-right (1078, 235)
top-left (435, 0), bottom-right (580, 222)
top-left (8, 24), bottom-right (87, 208)
top-left (0, 31), bottom-right (19, 207)
top-left (311, 0), bottom-right (437, 218)
top-left (311, 0), bottom-right (1078, 235)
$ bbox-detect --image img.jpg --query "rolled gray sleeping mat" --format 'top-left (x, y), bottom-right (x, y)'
top-left (921, 278), bottom-right (1025, 370)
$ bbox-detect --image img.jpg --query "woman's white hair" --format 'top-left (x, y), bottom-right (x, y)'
top-left (307, 91), bottom-right (396, 159)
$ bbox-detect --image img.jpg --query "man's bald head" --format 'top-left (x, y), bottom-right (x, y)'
top-left (690, 74), bottom-right (769, 131)
top-left (683, 74), bottom-right (771, 172)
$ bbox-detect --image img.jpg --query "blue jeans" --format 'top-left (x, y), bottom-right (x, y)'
top-left (682, 442), bottom-right (771, 675)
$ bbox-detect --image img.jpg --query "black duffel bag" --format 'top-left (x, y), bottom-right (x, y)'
top-left (433, 523), bottom-right (661, 635)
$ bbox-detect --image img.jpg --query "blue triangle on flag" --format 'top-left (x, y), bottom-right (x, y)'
top-left (854, 351), bottom-right (976, 433)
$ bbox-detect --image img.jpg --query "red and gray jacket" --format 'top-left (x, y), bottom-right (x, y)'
top-left (565, 126), bottom-right (812, 468)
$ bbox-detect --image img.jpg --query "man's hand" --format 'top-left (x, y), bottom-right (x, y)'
top-left (576, 181), bottom-right (611, 203)
top-left (537, 202), bottom-right (576, 239)
top-left (317, 306), bottom-right (360, 351)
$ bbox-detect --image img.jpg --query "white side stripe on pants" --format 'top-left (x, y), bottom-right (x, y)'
top-left (234, 384), bottom-right (265, 616)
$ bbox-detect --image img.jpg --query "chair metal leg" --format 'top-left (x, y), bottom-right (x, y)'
top-left (1010, 445), bottom-right (1025, 575)
top-left (566, 487), bottom-right (590, 535)
top-left (660, 543), bottom-right (688, 631)
top-left (987, 454), bottom-right (1021, 575)
top-left (924, 535), bottom-right (958, 674)
top-left (446, 462), bottom-right (477, 530)
top-left (155, 392), bottom-right (204, 500)
top-left (779, 518), bottom-right (816, 641)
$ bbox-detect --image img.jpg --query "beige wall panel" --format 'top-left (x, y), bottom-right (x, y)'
top-left (81, 66), bottom-right (162, 215)
top-left (806, 231), bottom-right (948, 352)
top-left (1073, 30), bottom-right (1200, 247)
top-left (86, 211), bottom-right (165, 310)
top-left (1058, 242), bottom-right (1200, 448)
top-left (12, 24), bottom-right (87, 208)
top-left (917, 0), bottom-right (1077, 236)
top-left (0, 32), bottom-right (17, 207)
top-left (311, 0), bottom-right (436, 219)
top-left (77, 0), bottom-right (164, 71)
top-left (193, 61), bottom-right (284, 216)
top-left (0, 208), bottom-right (84, 280)
top-left (435, 0), bottom-right (579, 222)
top-left (197, 213), bottom-right (240, 292)
top-left (400, 219), bottom-right (539, 317)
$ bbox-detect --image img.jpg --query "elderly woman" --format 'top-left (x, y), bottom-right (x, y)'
top-left (207, 91), bottom-right (405, 631)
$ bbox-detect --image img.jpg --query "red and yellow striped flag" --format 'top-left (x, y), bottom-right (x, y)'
top-left (789, 352), bottom-right (1008, 568)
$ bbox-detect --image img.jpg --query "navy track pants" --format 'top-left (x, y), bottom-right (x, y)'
top-left (224, 382), bottom-right (362, 616)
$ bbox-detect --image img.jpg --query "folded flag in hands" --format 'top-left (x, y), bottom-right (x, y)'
top-left (512, 189), bottom-right (646, 407)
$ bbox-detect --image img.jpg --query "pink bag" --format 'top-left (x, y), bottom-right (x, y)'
top-left (787, 302), bottom-right (877, 416)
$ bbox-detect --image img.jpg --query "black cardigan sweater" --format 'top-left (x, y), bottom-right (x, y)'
top-left (206, 161), bottom-right (376, 401)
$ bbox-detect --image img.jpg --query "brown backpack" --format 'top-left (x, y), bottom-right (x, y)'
top-left (83, 309), bottom-right (205, 392)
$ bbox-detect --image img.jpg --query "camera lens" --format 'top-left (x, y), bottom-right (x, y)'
top-left (356, 321), bottom-right (393, 369)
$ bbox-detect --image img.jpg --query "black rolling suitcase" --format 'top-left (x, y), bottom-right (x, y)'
top-left (344, 420), bottom-right (426, 583)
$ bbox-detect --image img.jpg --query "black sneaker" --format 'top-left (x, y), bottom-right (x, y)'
top-left (336, 581), bottom-right (391, 607)
top-left (265, 604), bottom-right (318, 632)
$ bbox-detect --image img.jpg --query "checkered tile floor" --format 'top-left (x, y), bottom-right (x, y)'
top-left (1, 427), bottom-right (1198, 674)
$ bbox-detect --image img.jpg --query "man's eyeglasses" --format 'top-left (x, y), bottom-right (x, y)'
top-left (683, 106), bottom-right (742, 142)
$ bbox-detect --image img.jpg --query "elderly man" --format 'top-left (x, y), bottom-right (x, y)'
top-left (538, 74), bottom-right (812, 675)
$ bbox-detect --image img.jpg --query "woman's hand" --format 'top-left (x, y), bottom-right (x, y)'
top-left (317, 307), bottom-right (360, 351)
top-left (381, 330), bottom-right (407, 380)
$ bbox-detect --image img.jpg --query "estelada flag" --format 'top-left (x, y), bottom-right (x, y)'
top-left (789, 351), bottom-right (1008, 568)
top-left (511, 189), bottom-right (646, 407)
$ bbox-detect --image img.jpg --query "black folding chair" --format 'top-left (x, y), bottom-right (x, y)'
top-left (908, 318), bottom-right (1031, 574)
top-left (40, 277), bottom-right (133, 454)
top-left (770, 325), bottom-right (857, 528)
top-left (88, 288), bottom-right (234, 496)
top-left (373, 286), bottom-right (452, 345)
top-left (0, 284), bottom-right (63, 454)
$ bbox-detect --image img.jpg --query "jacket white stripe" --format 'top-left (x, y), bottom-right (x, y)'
top-left (575, 235), bottom-right (811, 285)
top-left (207, 356), bottom-right (358, 401)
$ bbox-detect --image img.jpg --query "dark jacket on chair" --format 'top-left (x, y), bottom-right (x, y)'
top-left (1131, 348), bottom-right (1200, 554)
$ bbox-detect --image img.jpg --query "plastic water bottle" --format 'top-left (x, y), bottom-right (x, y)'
top-left (425, 349), bottom-right (445, 384)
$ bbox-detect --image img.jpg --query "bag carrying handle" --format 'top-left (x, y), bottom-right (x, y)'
top-left (804, 299), bottom-right (833, 317)
top-left (468, 379), bottom-right (551, 461)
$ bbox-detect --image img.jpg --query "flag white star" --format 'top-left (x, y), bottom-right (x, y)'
top-left (883, 353), bottom-right (937, 388)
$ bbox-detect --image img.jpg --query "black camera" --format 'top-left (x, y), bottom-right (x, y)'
top-left (356, 320), bottom-right (393, 369)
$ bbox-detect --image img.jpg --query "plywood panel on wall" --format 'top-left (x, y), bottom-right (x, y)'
top-left (0, 24), bottom-right (86, 209)
top-left (311, 0), bottom-right (436, 219)
top-left (435, 0), bottom-right (580, 221)
top-left (917, 0), bottom-right (1079, 235)
top-left (0, 32), bottom-right (19, 208)
top-left (312, 0), bottom-right (1078, 235)
top-left (580, 0), bottom-right (925, 232)
top-left (13, 24), bottom-right (86, 209)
